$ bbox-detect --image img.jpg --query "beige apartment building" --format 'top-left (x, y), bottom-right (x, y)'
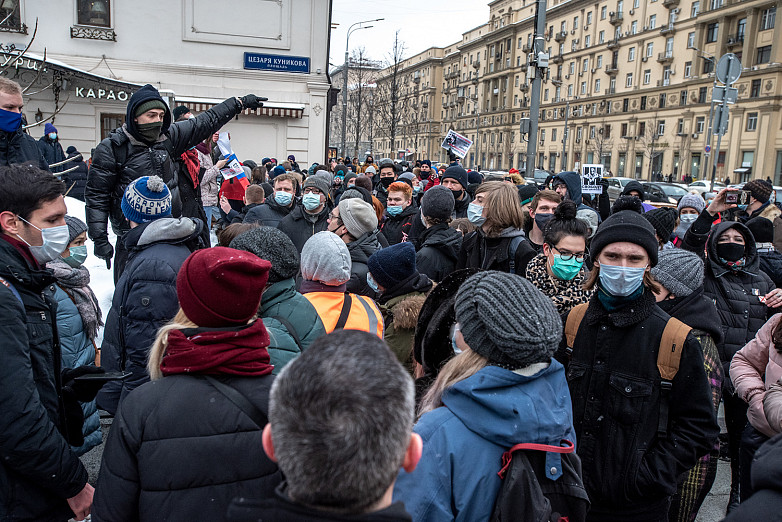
top-left (373, 0), bottom-right (782, 183)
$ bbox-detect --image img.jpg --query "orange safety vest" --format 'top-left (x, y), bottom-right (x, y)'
top-left (303, 291), bottom-right (384, 338)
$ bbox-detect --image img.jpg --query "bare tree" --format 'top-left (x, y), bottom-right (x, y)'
top-left (637, 115), bottom-right (667, 181)
top-left (349, 47), bottom-right (372, 159)
top-left (589, 121), bottom-right (614, 168)
top-left (674, 132), bottom-right (691, 182)
top-left (374, 31), bottom-right (406, 157)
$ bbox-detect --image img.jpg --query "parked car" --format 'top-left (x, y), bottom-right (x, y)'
top-left (642, 182), bottom-right (691, 204)
top-left (688, 180), bottom-right (726, 194)
top-left (605, 177), bottom-right (637, 201)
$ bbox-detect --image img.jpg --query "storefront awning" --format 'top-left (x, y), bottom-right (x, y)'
top-left (175, 95), bottom-right (305, 119)
top-left (733, 167), bottom-right (752, 174)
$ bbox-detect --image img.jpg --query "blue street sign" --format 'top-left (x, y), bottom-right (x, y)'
top-left (243, 53), bottom-right (310, 73)
top-left (705, 145), bottom-right (711, 153)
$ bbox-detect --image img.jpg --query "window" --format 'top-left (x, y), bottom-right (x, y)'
top-left (628, 47), bottom-right (636, 61)
top-left (561, 20), bottom-right (567, 32)
top-left (605, 125), bottom-right (612, 138)
top-left (751, 78), bottom-right (761, 97)
top-left (685, 61), bottom-right (692, 77)
top-left (570, 62), bottom-right (575, 74)
top-left (710, 0), bottom-right (723, 9)
top-left (626, 73), bottom-right (633, 87)
top-left (574, 16), bottom-right (579, 29)
top-left (552, 129), bottom-right (558, 141)
top-left (746, 112), bottom-right (758, 131)
top-left (657, 120), bottom-right (666, 135)
top-left (601, 6), bottom-right (608, 19)
top-left (762, 7), bottom-right (776, 30)
top-left (595, 78), bottom-right (601, 92)
top-left (568, 84), bottom-right (574, 97)
top-left (599, 30), bottom-right (605, 44)
top-left (634, 0), bottom-right (640, 7)
top-left (585, 35), bottom-right (591, 47)
top-left (698, 86), bottom-right (707, 103)
top-left (737, 18), bottom-right (746, 39)
top-left (680, 90), bottom-right (688, 106)
top-left (632, 21), bottom-right (638, 34)
top-left (622, 123), bottom-right (629, 136)
top-left (78, 0), bottom-right (112, 27)
top-left (544, 89), bottom-right (550, 101)
top-left (639, 121), bottom-right (646, 136)
top-left (640, 96), bottom-right (647, 110)
top-left (623, 98), bottom-right (629, 112)
top-left (101, 113), bottom-right (124, 140)
top-left (646, 43), bottom-right (654, 57)
top-left (659, 93), bottom-right (666, 108)
top-left (583, 58), bottom-right (589, 71)
top-left (541, 129), bottom-right (546, 142)
top-left (587, 11), bottom-right (593, 25)
top-left (650, 15), bottom-right (657, 29)
top-left (706, 23), bottom-right (718, 43)
top-left (581, 81), bottom-right (587, 94)
top-left (644, 69), bottom-right (651, 84)
top-left (691, 1), bottom-right (700, 17)
top-left (696, 117), bottom-right (705, 133)
top-left (703, 59), bottom-right (714, 74)
top-left (687, 32), bottom-right (695, 48)
top-left (572, 40), bottom-right (578, 51)
top-left (618, 0), bottom-right (624, 13)
top-left (757, 45), bottom-right (772, 64)
top-left (677, 119), bottom-right (684, 134)
top-left (597, 55), bottom-right (603, 67)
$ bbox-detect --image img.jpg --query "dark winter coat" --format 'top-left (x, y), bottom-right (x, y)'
top-left (553, 171), bottom-right (601, 221)
top-left (378, 273), bottom-right (432, 371)
top-left (756, 243), bottom-right (782, 287)
top-left (0, 237), bottom-right (88, 522)
top-left (453, 191), bottom-right (472, 219)
top-left (457, 227), bottom-right (537, 275)
top-left (723, 433), bottom-right (782, 521)
top-left (244, 198), bottom-right (295, 228)
top-left (228, 484), bottom-right (412, 522)
top-left (37, 136), bottom-right (65, 172)
top-left (556, 290), bottom-right (719, 520)
top-left (60, 152), bottom-right (89, 201)
top-left (374, 183), bottom-right (389, 208)
top-left (277, 205), bottom-right (330, 253)
top-left (415, 224), bottom-right (463, 283)
top-left (92, 374), bottom-right (281, 522)
top-left (381, 204), bottom-right (418, 245)
top-left (225, 202), bottom-right (262, 225)
top-left (97, 218), bottom-right (203, 415)
top-left (346, 230), bottom-right (383, 298)
top-left (85, 84), bottom-right (242, 241)
top-left (0, 127), bottom-right (49, 171)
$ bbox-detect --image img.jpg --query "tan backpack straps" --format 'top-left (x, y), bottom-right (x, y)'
top-left (656, 317), bottom-right (692, 437)
top-left (564, 303), bottom-right (589, 356)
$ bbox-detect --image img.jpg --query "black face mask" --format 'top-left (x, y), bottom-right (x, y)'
top-left (451, 189), bottom-right (463, 200)
top-left (420, 170), bottom-right (431, 179)
top-left (136, 121), bottom-right (163, 143)
top-left (657, 295), bottom-right (683, 312)
top-left (716, 242), bottom-right (745, 262)
top-left (534, 213), bottom-right (554, 230)
top-left (380, 177), bottom-right (395, 188)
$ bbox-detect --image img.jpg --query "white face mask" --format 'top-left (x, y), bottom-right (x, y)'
top-left (679, 213), bottom-right (697, 223)
top-left (17, 216), bottom-right (70, 263)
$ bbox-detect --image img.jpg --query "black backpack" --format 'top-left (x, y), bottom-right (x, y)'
top-left (490, 440), bottom-right (590, 522)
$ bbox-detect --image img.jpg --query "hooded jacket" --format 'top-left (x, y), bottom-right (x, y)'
top-left (457, 227), bottom-right (537, 275)
top-left (393, 363), bottom-right (576, 522)
top-left (86, 84), bottom-right (243, 241)
top-left (0, 237), bottom-right (88, 521)
top-left (0, 126), bottom-right (49, 171)
top-left (621, 180), bottom-right (657, 212)
top-left (346, 230), bottom-right (383, 298)
top-left (377, 273), bottom-right (432, 370)
top-left (277, 204), bottom-right (330, 253)
top-left (245, 196), bottom-right (296, 228)
top-left (415, 224), bottom-right (463, 283)
top-left (380, 203), bottom-right (418, 245)
top-left (553, 171), bottom-right (603, 220)
top-left (37, 135), bottom-right (65, 172)
top-left (97, 217), bottom-right (204, 415)
top-left (723, 433), bottom-right (782, 521)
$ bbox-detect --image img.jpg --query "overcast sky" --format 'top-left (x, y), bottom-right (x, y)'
top-left (328, 0), bottom-right (490, 69)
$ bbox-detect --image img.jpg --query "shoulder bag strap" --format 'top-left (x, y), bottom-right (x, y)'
top-left (564, 303), bottom-right (589, 356)
top-left (204, 376), bottom-right (268, 429)
top-left (334, 293), bottom-right (353, 330)
top-left (271, 315), bottom-right (303, 351)
top-left (656, 317), bottom-right (692, 437)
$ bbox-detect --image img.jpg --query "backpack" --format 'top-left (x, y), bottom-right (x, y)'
top-left (564, 302), bottom-right (692, 437)
top-left (490, 440), bottom-right (590, 522)
top-left (508, 235), bottom-right (525, 275)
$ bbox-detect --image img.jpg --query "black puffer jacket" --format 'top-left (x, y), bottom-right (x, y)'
top-left (346, 230), bottom-right (383, 298)
top-left (92, 373), bottom-right (281, 522)
top-left (457, 227), bottom-right (537, 275)
top-left (415, 223), bottom-right (463, 283)
top-left (244, 198), bottom-right (295, 228)
top-left (381, 204), bottom-right (418, 245)
top-left (0, 237), bottom-right (87, 521)
top-left (756, 244), bottom-right (782, 287)
top-left (723, 433), bottom-right (782, 521)
top-left (85, 84), bottom-right (242, 241)
top-left (61, 152), bottom-right (89, 201)
top-left (277, 205), bottom-right (330, 253)
top-left (557, 290), bottom-right (719, 519)
top-left (97, 218), bottom-right (204, 415)
top-left (37, 136), bottom-right (65, 172)
top-left (0, 128), bottom-right (49, 171)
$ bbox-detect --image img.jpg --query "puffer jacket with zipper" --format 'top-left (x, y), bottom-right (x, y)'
top-left (415, 223), bottom-right (463, 283)
top-left (0, 127), bottom-right (49, 171)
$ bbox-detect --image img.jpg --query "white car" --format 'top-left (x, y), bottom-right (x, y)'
top-left (688, 180), bottom-right (726, 194)
top-left (605, 177), bottom-right (637, 201)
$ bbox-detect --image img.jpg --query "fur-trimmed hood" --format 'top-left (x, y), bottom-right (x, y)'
top-left (391, 294), bottom-right (429, 330)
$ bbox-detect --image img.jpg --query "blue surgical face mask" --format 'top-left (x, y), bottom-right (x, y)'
top-left (367, 272), bottom-right (380, 293)
top-left (451, 323), bottom-right (462, 354)
top-left (598, 263), bottom-right (647, 297)
top-left (62, 245), bottom-right (88, 268)
top-left (467, 202), bottom-right (485, 226)
top-left (16, 216), bottom-right (70, 264)
top-left (274, 191), bottom-right (293, 206)
top-left (302, 193), bottom-right (322, 211)
top-left (386, 205), bottom-right (403, 217)
top-left (413, 185), bottom-right (422, 195)
top-left (550, 255), bottom-right (584, 281)
top-left (738, 204), bottom-right (748, 211)
top-left (0, 108), bottom-right (22, 133)
top-left (48, 132), bottom-right (57, 140)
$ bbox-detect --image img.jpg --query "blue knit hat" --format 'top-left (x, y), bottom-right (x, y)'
top-left (367, 242), bottom-right (417, 290)
top-left (121, 176), bottom-right (172, 224)
top-left (270, 165), bottom-right (286, 179)
top-left (44, 123), bottom-right (57, 135)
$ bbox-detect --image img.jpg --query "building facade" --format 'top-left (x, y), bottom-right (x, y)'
top-left (373, 0), bottom-right (782, 183)
top-left (2, 0), bottom-right (331, 164)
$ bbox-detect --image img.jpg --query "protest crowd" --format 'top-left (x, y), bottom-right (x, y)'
top-left (3, 75), bottom-right (782, 522)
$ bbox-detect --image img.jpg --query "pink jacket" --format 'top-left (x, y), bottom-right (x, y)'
top-left (764, 379), bottom-right (782, 434)
top-left (730, 313), bottom-right (782, 437)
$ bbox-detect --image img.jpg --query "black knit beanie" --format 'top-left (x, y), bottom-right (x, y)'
top-left (591, 210), bottom-right (659, 266)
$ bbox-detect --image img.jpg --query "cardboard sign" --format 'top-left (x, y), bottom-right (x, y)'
top-left (581, 164), bottom-right (604, 195)
top-left (441, 130), bottom-right (473, 159)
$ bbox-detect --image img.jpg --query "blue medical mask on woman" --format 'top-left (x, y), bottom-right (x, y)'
top-left (451, 323), bottom-right (462, 354)
top-left (62, 245), bottom-right (88, 268)
top-left (598, 263), bottom-right (647, 297)
top-left (48, 132), bottom-right (57, 140)
top-left (0, 108), bottom-right (22, 133)
top-left (550, 255), bottom-right (584, 281)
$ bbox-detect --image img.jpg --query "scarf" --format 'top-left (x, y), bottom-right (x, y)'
top-left (46, 259), bottom-right (103, 340)
top-left (525, 254), bottom-right (592, 314)
top-left (596, 283), bottom-right (644, 313)
top-left (181, 148), bottom-right (200, 188)
top-left (160, 320), bottom-right (273, 377)
top-left (195, 141), bottom-right (211, 156)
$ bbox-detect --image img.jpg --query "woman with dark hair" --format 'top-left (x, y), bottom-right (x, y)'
top-left (525, 200), bottom-right (592, 314)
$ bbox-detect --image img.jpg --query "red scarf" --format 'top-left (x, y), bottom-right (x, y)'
top-left (160, 320), bottom-right (273, 377)
top-left (181, 148), bottom-right (201, 189)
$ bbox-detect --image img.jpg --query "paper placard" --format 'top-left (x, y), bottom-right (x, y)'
top-left (217, 133), bottom-right (244, 180)
top-left (441, 130), bottom-right (473, 158)
top-left (581, 164), bottom-right (604, 194)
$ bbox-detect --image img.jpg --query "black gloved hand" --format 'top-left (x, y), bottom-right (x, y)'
top-left (239, 95), bottom-right (268, 110)
top-left (600, 178), bottom-right (609, 196)
top-left (61, 366), bottom-right (106, 402)
top-left (61, 388), bottom-right (86, 447)
top-left (93, 239), bottom-right (114, 270)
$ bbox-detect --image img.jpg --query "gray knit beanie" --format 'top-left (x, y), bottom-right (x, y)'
top-left (64, 215), bottom-right (87, 244)
top-left (300, 231), bottom-right (352, 285)
top-left (303, 175), bottom-right (331, 196)
top-left (229, 226), bottom-right (300, 284)
top-left (338, 198), bottom-right (378, 238)
top-left (454, 271), bottom-right (563, 368)
top-left (650, 249), bottom-right (704, 297)
top-left (421, 185), bottom-right (455, 220)
top-left (677, 193), bottom-right (706, 214)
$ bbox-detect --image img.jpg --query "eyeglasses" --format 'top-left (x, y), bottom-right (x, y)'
top-left (303, 187), bottom-right (322, 195)
top-left (551, 245), bottom-right (588, 262)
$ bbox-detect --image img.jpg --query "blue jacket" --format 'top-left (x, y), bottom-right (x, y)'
top-left (553, 171), bottom-right (601, 221)
top-left (53, 285), bottom-right (102, 456)
top-left (393, 362), bottom-right (576, 522)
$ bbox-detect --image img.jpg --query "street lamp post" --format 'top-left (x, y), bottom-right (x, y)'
top-left (341, 18), bottom-right (383, 160)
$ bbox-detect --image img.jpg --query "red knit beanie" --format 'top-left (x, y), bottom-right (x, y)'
top-left (177, 247), bottom-right (271, 328)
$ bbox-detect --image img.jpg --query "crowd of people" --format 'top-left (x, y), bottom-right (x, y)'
top-left (2, 75), bottom-right (782, 522)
